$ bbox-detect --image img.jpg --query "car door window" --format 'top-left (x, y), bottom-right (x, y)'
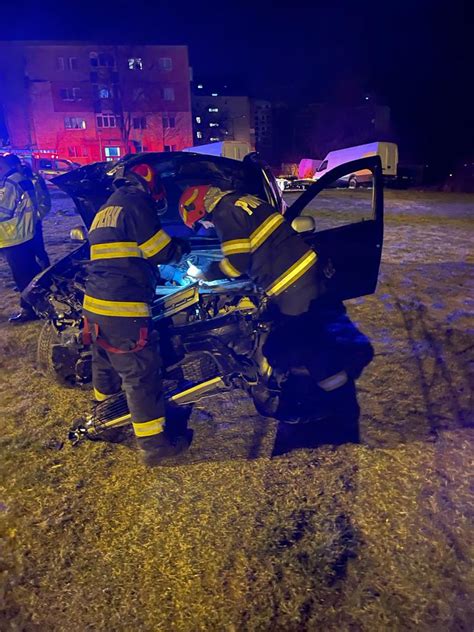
top-left (285, 156), bottom-right (384, 301)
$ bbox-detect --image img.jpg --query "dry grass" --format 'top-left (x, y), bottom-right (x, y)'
top-left (1, 190), bottom-right (473, 631)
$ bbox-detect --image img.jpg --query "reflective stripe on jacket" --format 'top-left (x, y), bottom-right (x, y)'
top-left (84, 184), bottom-right (182, 320)
top-left (0, 173), bottom-right (36, 248)
top-left (207, 192), bottom-right (320, 316)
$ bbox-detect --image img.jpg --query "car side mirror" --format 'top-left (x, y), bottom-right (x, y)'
top-left (70, 225), bottom-right (88, 242)
top-left (291, 216), bottom-right (316, 233)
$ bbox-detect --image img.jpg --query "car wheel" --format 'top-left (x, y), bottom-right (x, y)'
top-left (36, 321), bottom-right (82, 387)
top-left (348, 176), bottom-right (358, 189)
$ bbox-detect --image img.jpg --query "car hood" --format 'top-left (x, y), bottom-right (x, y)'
top-left (52, 151), bottom-right (264, 239)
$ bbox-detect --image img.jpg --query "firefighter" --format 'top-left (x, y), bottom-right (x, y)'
top-left (0, 155), bottom-right (40, 323)
top-left (84, 162), bottom-right (191, 465)
top-left (179, 185), bottom-right (373, 423)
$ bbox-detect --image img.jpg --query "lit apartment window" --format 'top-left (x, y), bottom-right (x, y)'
top-left (163, 116), bottom-right (176, 129)
top-left (209, 107), bottom-right (219, 113)
top-left (195, 116), bottom-right (201, 124)
top-left (57, 57), bottom-right (65, 70)
top-left (211, 93), bottom-right (218, 97)
top-left (68, 57), bottom-right (78, 70)
top-left (60, 88), bottom-right (80, 101)
top-left (133, 117), bottom-right (147, 129)
top-left (197, 84), bottom-right (203, 89)
top-left (196, 131), bottom-right (203, 139)
top-left (158, 57), bottom-right (172, 71)
top-left (163, 87), bottom-right (175, 101)
top-left (210, 137), bottom-right (219, 141)
top-left (96, 114), bottom-right (119, 128)
top-left (209, 122), bottom-right (219, 127)
top-left (128, 58), bottom-right (143, 70)
top-left (104, 146), bottom-right (120, 161)
top-left (64, 117), bottom-right (86, 129)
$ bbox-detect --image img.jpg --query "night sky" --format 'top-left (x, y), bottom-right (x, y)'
top-left (2, 0), bottom-right (472, 172)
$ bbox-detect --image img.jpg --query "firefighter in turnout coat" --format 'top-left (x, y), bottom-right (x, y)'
top-left (84, 162), bottom-right (190, 465)
top-left (179, 185), bottom-right (373, 423)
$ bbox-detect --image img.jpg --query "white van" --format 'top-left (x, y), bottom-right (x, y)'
top-left (315, 142), bottom-right (398, 188)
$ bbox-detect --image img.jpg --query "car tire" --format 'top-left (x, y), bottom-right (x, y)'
top-left (36, 321), bottom-right (82, 387)
top-left (348, 176), bottom-right (358, 189)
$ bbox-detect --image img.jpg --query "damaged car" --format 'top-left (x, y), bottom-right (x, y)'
top-left (23, 151), bottom-right (384, 441)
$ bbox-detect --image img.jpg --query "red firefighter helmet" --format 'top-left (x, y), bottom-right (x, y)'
top-left (129, 162), bottom-right (167, 214)
top-left (178, 185), bottom-right (212, 228)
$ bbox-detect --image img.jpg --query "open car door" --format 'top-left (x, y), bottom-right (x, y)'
top-left (285, 156), bottom-right (384, 301)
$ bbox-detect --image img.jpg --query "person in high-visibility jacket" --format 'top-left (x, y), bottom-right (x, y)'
top-left (84, 162), bottom-right (191, 465)
top-left (3, 154), bottom-right (51, 270)
top-left (0, 155), bottom-right (40, 323)
top-left (179, 185), bottom-right (373, 423)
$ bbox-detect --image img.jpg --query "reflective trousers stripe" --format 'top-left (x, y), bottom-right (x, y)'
top-left (318, 371), bottom-right (348, 392)
top-left (91, 241), bottom-right (143, 260)
top-left (266, 250), bottom-right (317, 297)
top-left (139, 229), bottom-right (172, 258)
top-left (132, 417), bottom-right (165, 437)
top-left (83, 295), bottom-right (151, 318)
top-left (93, 387), bottom-right (118, 401)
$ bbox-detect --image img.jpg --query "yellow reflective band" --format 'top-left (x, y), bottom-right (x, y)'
top-left (266, 250), bottom-right (317, 297)
top-left (93, 388), bottom-right (117, 402)
top-left (219, 257), bottom-right (242, 278)
top-left (221, 238), bottom-right (251, 256)
top-left (139, 229), bottom-right (172, 258)
top-left (90, 241), bottom-right (143, 260)
top-left (170, 376), bottom-right (223, 401)
top-left (250, 213), bottom-right (284, 251)
top-left (83, 295), bottom-right (151, 318)
top-left (132, 417), bottom-right (165, 438)
top-left (221, 213), bottom-right (284, 258)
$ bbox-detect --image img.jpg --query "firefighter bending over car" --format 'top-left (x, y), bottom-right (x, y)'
top-left (83, 162), bottom-right (190, 465)
top-left (179, 185), bottom-right (373, 424)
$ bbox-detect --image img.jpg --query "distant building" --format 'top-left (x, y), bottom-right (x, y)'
top-left (0, 41), bottom-right (193, 163)
top-left (191, 81), bottom-right (254, 149)
top-left (251, 99), bottom-right (273, 161)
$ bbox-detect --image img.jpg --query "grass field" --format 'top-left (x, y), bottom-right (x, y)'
top-left (1, 189), bottom-right (473, 631)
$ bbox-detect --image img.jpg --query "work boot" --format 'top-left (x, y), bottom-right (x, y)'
top-left (8, 307), bottom-right (38, 324)
top-left (137, 430), bottom-right (190, 467)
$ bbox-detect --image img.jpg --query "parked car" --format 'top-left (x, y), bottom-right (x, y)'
top-left (23, 151), bottom-right (384, 440)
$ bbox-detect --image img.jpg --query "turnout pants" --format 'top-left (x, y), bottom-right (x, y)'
top-left (89, 317), bottom-right (166, 441)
